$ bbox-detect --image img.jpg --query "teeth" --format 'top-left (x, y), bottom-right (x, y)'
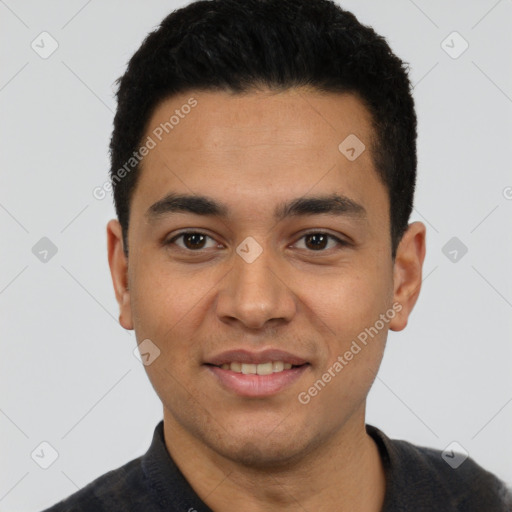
top-left (241, 363), bottom-right (257, 374)
top-left (272, 361), bottom-right (284, 372)
top-left (219, 361), bottom-right (298, 375)
top-left (257, 362), bottom-right (273, 375)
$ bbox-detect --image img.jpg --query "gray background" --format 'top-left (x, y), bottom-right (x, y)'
top-left (1, 1), bottom-right (511, 510)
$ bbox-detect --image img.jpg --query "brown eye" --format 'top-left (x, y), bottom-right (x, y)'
top-left (183, 233), bottom-right (207, 249)
top-left (304, 233), bottom-right (328, 250)
top-left (167, 232), bottom-right (217, 250)
top-left (295, 232), bottom-right (346, 251)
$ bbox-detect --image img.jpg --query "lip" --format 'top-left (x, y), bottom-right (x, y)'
top-left (206, 364), bottom-right (310, 398)
top-left (205, 348), bottom-right (309, 366)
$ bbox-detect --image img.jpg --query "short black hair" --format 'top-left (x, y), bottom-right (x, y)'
top-left (110, 0), bottom-right (417, 260)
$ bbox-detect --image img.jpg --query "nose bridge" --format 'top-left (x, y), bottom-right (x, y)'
top-left (216, 238), bottom-right (295, 329)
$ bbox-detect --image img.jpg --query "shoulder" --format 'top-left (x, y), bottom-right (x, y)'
top-left (40, 456), bottom-right (146, 512)
top-left (367, 425), bottom-right (512, 511)
top-left (395, 438), bottom-right (511, 508)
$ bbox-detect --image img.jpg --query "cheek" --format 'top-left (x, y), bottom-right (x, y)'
top-left (298, 277), bottom-right (389, 423)
top-left (129, 265), bottom-right (211, 408)
top-left (299, 267), bottom-right (389, 342)
top-left (297, 263), bottom-right (391, 405)
top-left (129, 261), bottom-right (217, 339)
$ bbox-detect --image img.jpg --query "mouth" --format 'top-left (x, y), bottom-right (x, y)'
top-left (206, 361), bottom-right (308, 375)
top-left (203, 349), bottom-right (311, 397)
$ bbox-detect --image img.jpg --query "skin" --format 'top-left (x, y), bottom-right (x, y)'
top-left (107, 87), bottom-right (426, 512)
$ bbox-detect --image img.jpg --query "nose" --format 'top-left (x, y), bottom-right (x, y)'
top-left (215, 242), bottom-right (297, 330)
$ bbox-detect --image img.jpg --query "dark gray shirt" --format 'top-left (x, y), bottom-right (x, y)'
top-left (41, 420), bottom-right (512, 511)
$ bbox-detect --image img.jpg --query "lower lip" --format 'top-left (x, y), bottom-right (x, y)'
top-left (206, 364), bottom-right (310, 397)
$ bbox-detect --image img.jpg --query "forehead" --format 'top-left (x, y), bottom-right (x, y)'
top-left (145, 87), bottom-right (373, 150)
top-left (131, 87), bottom-right (386, 224)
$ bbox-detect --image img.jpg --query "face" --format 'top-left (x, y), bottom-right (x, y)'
top-left (108, 87), bottom-right (425, 467)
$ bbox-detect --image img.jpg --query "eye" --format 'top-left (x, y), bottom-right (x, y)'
top-left (166, 231), bottom-right (219, 251)
top-left (165, 230), bottom-right (348, 253)
top-left (294, 232), bottom-right (347, 251)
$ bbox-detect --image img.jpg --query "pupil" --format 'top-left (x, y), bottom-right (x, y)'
top-left (185, 233), bottom-right (205, 249)
top-left (306, 234), bottom-right (327, 250)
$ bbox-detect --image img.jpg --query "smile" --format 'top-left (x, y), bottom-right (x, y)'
top-left (217, 361), bottom-right (296, 375)
top-left (205, 362), bottom-right (310, 397)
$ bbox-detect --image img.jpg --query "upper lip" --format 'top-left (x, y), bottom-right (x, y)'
top-left (205, 349), bottom-right (309, 366)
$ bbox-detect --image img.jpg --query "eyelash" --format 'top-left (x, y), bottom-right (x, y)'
top-left (165, 231), bottom-right (348, 252)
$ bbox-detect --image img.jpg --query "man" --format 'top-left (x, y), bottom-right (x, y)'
top-left (42, 0), bottom-right (512, 510)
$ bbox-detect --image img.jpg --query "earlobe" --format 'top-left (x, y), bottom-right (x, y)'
top-left (389, 221), bottom-right (426, 332)
top-left (106, 219), bottom-right (134, 330)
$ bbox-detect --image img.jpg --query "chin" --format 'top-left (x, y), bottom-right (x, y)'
top-left (220, 437), bottom-right (306, 469)
top-left (210, 423), bottom-right (319, 470)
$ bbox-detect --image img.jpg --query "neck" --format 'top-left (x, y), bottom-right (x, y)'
top-left (162, 406), bottom-right (386, 512)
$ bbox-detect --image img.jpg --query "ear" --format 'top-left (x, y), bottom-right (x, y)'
top-left (388, 221), bottom-right (426, 332)
top-left (107, 219), bottom-right (133, 330)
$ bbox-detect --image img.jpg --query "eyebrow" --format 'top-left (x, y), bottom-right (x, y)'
top-left (146, 192), bottom-right (367, 222)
